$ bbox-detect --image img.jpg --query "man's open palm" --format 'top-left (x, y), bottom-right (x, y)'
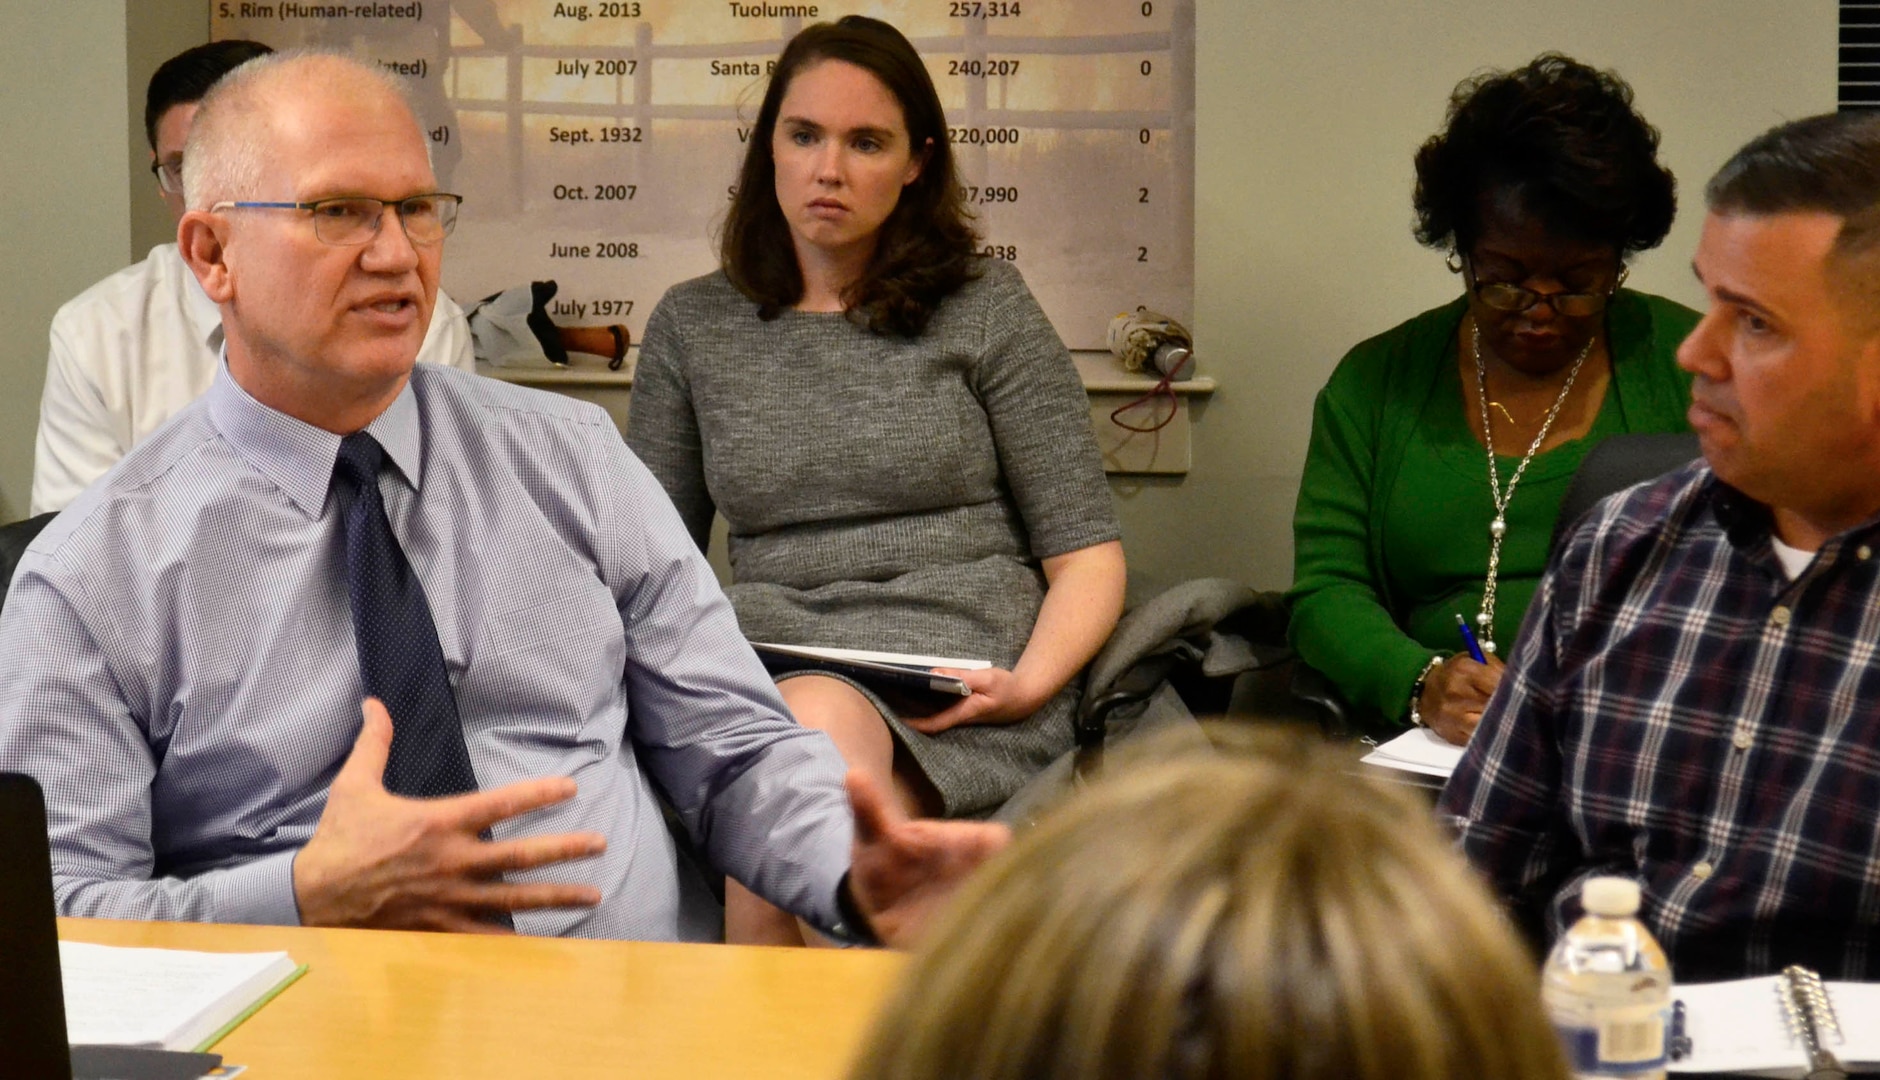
top-left (845, 770), bottom-right (1009, 948)
top-left (292, 698), bottom-right (607, 932)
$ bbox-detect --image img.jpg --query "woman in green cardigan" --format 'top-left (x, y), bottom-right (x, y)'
top-left (1289, 54), bottom-right (1697, 746)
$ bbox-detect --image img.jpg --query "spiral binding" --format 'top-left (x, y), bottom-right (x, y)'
top-left (1778, 965), bottom-right (1848, 1079)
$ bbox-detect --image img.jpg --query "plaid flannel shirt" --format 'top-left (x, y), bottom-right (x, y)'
top-left (1441, 460), bottom-right (1880, 981)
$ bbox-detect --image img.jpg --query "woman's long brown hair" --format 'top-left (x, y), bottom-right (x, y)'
top-left (719, 15), bottom-right (982, 337)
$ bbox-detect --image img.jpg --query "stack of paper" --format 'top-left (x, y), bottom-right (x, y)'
top-left (751, 643), bottom-right (990, 670)
top-left (61, 941), bottom-right (304, 1052)
top-left (1359, 727), bottom-right (1466, 779)
top-left (751, 642), bottom-right (990, 702)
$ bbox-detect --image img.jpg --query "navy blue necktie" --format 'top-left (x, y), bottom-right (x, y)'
top-left (331, 435), bottom-right (515, 931)
top-left (332, 432), bottom-right (480, 800)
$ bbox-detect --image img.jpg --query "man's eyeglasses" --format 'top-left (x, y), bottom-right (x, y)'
top-left (1464, 259), bottom-right (1627, 318)
top-left (151, 160), bottom-right (183, 195)
top-left (209, 193), bottom-right (463, 246)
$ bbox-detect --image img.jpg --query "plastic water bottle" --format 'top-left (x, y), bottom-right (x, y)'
top-left (1541, 876), bottom-right (1672, 1079)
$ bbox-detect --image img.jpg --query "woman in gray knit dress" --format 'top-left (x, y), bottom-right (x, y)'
top-left (626, 16), bottom-right (1125, 945)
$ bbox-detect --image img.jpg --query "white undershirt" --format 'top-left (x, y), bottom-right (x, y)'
top-left (32, 243), bottom-right (475, 515)
top-left (1770, 535), bottom-right (1814, 580)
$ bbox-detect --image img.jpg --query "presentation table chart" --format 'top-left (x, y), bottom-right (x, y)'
top-left (210, 0), bottom-right (1196, 353)
top-left (58, 917), bottom-right (906, 1079)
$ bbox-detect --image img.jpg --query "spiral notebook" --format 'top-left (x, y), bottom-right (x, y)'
top-left (1670, 965), bottom-right (1880, 1076)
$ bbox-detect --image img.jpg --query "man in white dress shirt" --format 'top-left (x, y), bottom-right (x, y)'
top-left (30, 39), bottom-right (476, 516)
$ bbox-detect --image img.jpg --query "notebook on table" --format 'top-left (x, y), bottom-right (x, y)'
top-left (0, 772), bottom-right (303, 1080)
top-left (1670, 965), bottom-right (1880, 1076)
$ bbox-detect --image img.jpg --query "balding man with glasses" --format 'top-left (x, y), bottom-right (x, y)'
top-left (0, 51), bottom-right (1002, 947)
top-left (29, 39), bottom-right (476, 517)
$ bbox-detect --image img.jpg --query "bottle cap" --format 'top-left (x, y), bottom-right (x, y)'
top-left (1581, 876), bottom-right (1641, 917)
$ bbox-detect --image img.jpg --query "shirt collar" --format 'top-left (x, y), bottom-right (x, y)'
top-left (206, 359), bottom-right (424, 520)
top-left (363, 377), bottom-right (423, 494)
top-left (1706, 472), bottom-right (1880, 554)
top-left (1706, 476), bottom-right (1775, 550)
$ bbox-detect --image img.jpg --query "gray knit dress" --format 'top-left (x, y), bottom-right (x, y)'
top-left (625, 259), bottom-right (1120, 817)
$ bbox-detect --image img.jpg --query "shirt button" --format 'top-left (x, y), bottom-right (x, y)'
top-left (1733, 729), bottom-right (1753, 750)
top-left (1861, 545), bottom-right (1874, 561)
top-left (1692, 861), bottom-right (1714, 881)
top-left (1771, 605), bottom-right (1792, 627)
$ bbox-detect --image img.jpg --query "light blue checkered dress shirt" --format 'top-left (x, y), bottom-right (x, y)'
top-left (0, 362), bottom-right (853, 941)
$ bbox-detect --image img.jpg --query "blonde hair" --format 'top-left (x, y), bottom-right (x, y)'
top-left (182, 49), bottom-right (428, 211)
top-left (848, 730), bottom-right (1568, 1080)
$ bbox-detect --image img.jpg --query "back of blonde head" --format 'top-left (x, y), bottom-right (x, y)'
top-left (849, 730), bottom-right (1567, 1080)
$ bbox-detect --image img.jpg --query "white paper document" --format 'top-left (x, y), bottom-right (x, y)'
top-left (1671, 976), bottom-right (1880, 1076)
top-left (1358, 727), bottom-right (1467, 779)
top-left (750, 643), bottom-right (991, 670)
top-left (60, 941), bottom-right (301, 1051)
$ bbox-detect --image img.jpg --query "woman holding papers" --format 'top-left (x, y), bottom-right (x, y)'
top-left (627, 16), bottom-right (1124, 944)
top-left (1288, 54), bottom-right (1696, 745)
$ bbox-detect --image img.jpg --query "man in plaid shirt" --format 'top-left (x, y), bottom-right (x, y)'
top-left (1442, 111), bottom-right (1880, 981)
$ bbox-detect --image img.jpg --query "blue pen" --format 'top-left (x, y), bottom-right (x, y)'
top-left (1455, 614), bottom-right (1488, 664)
top-left (1669, 999), bottom-right (1692, 1061)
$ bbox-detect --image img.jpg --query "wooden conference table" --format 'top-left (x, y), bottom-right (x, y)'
top-left (58, 917), bottom-right (907, 1079)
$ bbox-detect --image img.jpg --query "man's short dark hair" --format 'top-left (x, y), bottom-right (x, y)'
top-left (1709, 112), bottom-right (1880, 307)
top-left (1707, 112), bottom-right (1880, 219)
top-left (144, 40), bottom-right (274, 151)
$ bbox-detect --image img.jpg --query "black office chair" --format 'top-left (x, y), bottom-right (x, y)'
top-left (0, 512), bottom-right (57, 617)
top-left (1289, 432), bottom-right (1703, 740)
top-left (1287, 660), bottom-right (1375, 740)
top-left (1548, 431), bottom-right (1701, 553)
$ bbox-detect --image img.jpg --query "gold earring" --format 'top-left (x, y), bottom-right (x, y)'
top-left (1445, 251), bottom-right (1463, 274)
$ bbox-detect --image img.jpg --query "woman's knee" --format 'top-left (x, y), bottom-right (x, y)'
top-left (779, 676), bottom-right (894, 762)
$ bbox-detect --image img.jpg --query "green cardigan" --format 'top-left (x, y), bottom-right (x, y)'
top-left (1286, 290), bottom-right (1699, 730)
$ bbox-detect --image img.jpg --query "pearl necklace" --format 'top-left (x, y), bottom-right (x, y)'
top-left (1472, 321), bottom-right (1593, 654)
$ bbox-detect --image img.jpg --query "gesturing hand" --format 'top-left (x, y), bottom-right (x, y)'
top-left (845, 770), bottom-right (1009, 949)
top-left (1420, 653), bottom-right (1506, 747)
top-left (903, 667), bottom-right (1042, 735)
top-left (291, 698), bottom-right (607, 933)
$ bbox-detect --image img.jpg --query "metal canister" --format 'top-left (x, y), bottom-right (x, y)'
top-left (1150, 342), bottom-right (1195, 381)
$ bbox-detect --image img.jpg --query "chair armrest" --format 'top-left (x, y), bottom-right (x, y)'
top-left (1076, 654), bottom-right (1179, 751)
top-left (1289, 662), bottom-right (1354, 740)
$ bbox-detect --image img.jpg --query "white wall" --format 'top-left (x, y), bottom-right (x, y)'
top-left (0, 1), bottom-right (1840, 595)
top-left (0, 1), bottom-right (129, 521)
top-left (1137, 0), bottom-right (1836, 596)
